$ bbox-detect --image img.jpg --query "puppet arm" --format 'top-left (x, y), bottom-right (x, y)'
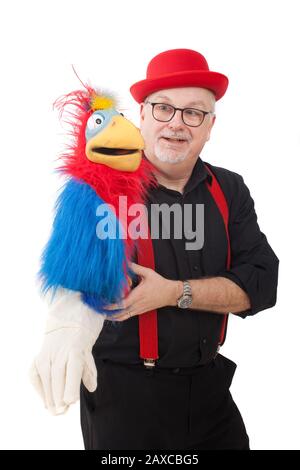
top-left (29, 288), bottom-right (105, 415)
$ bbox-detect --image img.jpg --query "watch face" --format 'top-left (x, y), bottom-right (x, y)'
top-left (178, 295), bottom-right (192, 308)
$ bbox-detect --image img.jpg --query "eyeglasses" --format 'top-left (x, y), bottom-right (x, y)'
top-left (145, 101), bottom-right (214, 127)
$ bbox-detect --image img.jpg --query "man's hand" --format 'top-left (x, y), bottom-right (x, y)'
top-left (108, 263), bottom-right (182, 321)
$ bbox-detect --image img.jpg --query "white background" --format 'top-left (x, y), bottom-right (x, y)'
top-left (0, 0), bottom-right (299, 450)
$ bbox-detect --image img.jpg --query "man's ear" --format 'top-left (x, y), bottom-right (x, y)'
top-left (206, 115), bottom-right (216, 142)
top-left (140, 103), bottom-right (145, 121)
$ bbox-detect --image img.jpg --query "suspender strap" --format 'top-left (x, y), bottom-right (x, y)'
top-left (137, 163), bottom-right (231, 365)
top-left (137, 228), bottom-right (159, 367)
top-left (204, 164), bottom-right (231, 345)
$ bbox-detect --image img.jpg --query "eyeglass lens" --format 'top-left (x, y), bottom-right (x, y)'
top-left (153, 103), bottom-right (205, 126)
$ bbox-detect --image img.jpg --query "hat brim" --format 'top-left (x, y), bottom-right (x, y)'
top-left (130, 70), bottom-right (229, 103)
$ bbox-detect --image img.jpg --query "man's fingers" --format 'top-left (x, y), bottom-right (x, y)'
top-left (105, 303), bottom-right (119, 310)
top-left (105, 303), bottom-right (125, 312)
top-left (126, 275), bottom-right (133, 288)
top-left (130, 262), bottom-right (149, 276)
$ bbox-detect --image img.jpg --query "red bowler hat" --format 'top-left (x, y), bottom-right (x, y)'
top-left (130, 48), bottom-right (229, 103)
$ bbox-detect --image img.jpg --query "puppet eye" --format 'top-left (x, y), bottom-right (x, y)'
top-left (87, 113), bottom-right (104, 130)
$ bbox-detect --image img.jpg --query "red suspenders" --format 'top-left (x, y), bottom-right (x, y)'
top-left (136, 228), bottom-right (159, 368)
top-left (137, 164), bottom-right (231, 367)
top-left (204, 164), bottom-right (231, 346)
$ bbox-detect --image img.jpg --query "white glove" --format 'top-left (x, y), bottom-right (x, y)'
top-left (30, 288), bottom-right (106, 415)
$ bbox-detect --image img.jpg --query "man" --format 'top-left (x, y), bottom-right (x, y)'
top-left (32, 48), bottom-right (279, 450)
top-left (79, 49), bottom-right (279, 450)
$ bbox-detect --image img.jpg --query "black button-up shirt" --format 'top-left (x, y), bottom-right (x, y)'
top-left (93, 157), bottom-right (279, 367)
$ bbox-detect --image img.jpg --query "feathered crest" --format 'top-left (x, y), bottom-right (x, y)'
top-left (53, 66), bottom-right (118, 120)
top-left (90, 93), bottom-right (116, 111)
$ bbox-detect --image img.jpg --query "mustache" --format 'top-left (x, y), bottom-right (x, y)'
top-left (158, 132), bottom-right (191, 141)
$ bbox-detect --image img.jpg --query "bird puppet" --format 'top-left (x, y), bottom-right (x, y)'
top-left (39, 84), bottom-right (156, 314)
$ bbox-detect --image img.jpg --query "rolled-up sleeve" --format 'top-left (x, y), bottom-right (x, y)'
top-left (218, 174), bottom-right (279, 318)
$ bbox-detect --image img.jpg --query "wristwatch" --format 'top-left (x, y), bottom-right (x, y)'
top-left (177, 280), bottom-right (193, 308)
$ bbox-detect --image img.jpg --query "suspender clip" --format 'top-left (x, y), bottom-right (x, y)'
top-left (144, 359), bottom-right (156, 368)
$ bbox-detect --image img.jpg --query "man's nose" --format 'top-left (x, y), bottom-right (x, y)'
top-left (168, 109), bottom-right (184, 128)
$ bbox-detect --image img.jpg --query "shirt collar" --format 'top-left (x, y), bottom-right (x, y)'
top-left (142, 154), bottom-right (211, 196)
top-left (183, 156), bottom-right (211, 195)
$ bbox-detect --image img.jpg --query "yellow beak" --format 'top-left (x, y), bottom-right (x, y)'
top-left (85, 115), bottom-right (144, 172)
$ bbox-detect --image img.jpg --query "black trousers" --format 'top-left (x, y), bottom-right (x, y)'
top-left (80, 354), bottom-right (250, 450)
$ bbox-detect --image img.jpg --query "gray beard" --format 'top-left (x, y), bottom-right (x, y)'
top-left (154, 142), bottom-right (188, 164)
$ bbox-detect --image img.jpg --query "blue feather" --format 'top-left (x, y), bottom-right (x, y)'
top-left (81, 267), bottom-right (139, 315)
top-left (39, 178), bottom-right (128, 309)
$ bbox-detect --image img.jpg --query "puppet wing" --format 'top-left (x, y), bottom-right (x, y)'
top-left (39, 178), bottom-right (128, 310)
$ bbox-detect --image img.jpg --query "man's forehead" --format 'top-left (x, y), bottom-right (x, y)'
top-left (147, 87), bottom-right (215, 105)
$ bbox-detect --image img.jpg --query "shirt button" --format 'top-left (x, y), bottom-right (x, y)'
top-left (193, 265), bottom-right (199, 271)
top-left (172, 368), bottom-right (180, 374)
top-left (202, 338), bottom-right (207, 344)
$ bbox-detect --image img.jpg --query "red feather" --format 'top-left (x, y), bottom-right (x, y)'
top-left (53, 87), bottom-right (157, 257)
